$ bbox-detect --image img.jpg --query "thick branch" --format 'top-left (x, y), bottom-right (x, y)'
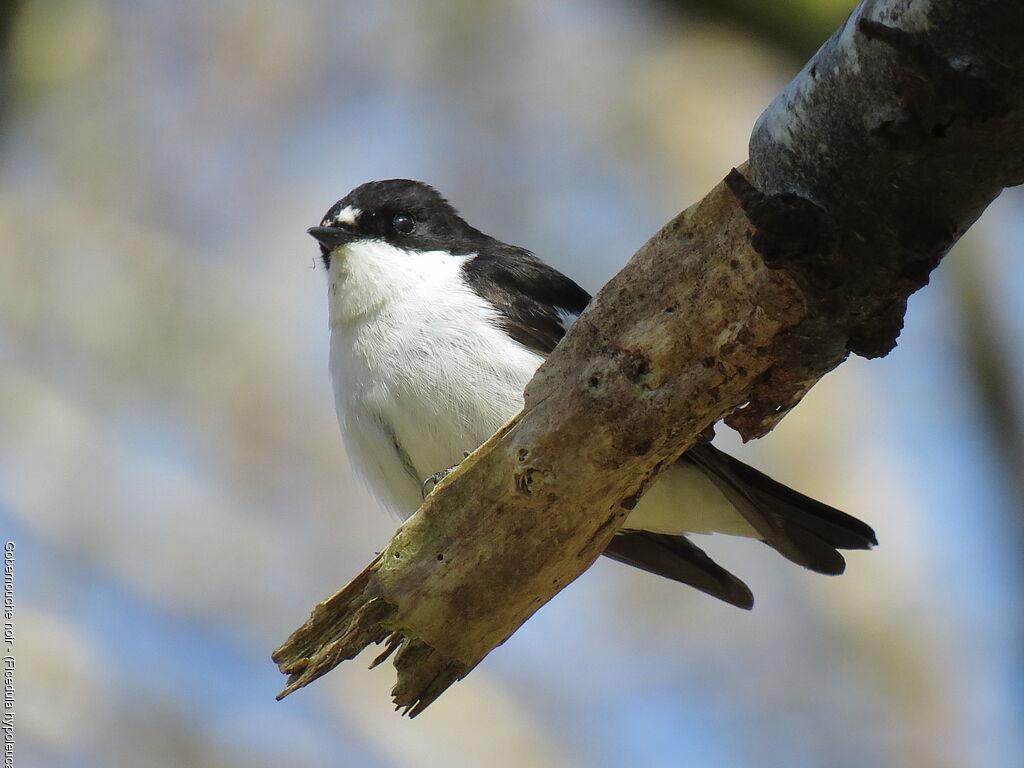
top-left (274, 0), bottom-right (1024, 715)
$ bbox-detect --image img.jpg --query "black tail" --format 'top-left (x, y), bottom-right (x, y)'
top-left (602, 530), bottom-right (754, 609)
top-left (684, 444), bottom-right (877, 575)
top-left (599, 444), bottom-right (875, 608)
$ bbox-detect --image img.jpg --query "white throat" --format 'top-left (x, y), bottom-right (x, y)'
top-left (326, 239), bottom-right (477, 329)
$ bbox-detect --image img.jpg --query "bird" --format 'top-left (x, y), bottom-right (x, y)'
top-left (307, 178), bottom-right (876, 609)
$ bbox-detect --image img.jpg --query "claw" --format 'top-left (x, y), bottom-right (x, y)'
top-left (421, 465), bottom-right (456, 499)
top-left (420, 451), bottom-right (474, 499)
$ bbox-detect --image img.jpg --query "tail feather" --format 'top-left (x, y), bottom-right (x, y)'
top-left (602, 531), bottom-right (754, 609)
top-left (684, 444), bottom-right (877, 576)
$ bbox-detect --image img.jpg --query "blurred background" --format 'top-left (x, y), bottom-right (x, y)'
top-left (2, 1), bottom-right (1022, 766)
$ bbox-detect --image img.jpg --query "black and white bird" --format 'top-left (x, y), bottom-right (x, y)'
top-left (308, 179), bottom-right (876, 609)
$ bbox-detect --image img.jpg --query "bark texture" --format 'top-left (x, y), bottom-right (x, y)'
top-left (273, 0), bottom-right (1024, 715)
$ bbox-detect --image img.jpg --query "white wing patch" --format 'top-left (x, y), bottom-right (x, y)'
top-left (555, 307), bottom-right (579, 332)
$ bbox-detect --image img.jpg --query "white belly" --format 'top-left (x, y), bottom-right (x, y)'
top-left (327, 240), bottom-right (544, 516)
top-left (331, 312), bottom-right (542, 516)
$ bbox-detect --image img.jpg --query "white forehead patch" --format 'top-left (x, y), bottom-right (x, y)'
top-left (329, 206), bottom-right (361, 227)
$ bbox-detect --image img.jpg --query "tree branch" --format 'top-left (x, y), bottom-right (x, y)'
top-left (273, 0), bottom-right (1024, 715)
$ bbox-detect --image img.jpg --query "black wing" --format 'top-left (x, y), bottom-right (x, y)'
top-left (461, 245), bottom-right (591, 356)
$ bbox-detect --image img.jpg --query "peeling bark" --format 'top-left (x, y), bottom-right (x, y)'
top-left (273, 0), bottom-right (1024, 715)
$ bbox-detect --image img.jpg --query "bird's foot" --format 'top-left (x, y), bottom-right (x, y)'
top-left (421, 466), bottom-right (456, 498)
top-left (421, 451), bottom-right (472, 499)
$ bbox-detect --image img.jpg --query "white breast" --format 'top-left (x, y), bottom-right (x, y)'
top-left (327, 239), bottom-right (544, 517)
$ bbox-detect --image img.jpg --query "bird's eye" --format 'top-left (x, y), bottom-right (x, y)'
top-left (392, 213), bottom-right (415, 235)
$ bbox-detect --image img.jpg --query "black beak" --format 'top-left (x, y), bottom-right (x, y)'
top-left (307, 226), bottom-right (358, 249)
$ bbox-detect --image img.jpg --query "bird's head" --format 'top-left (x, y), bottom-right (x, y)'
top-left (308, 179), bottom-right (487, 269)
